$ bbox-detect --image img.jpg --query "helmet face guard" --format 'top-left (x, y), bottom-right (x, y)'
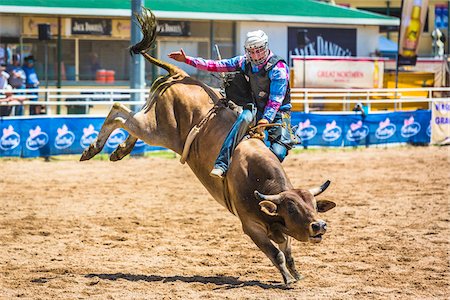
top-left (245, 45), bottom-right (269, 65)
top-left (244, 30), bottom-right (269, 65)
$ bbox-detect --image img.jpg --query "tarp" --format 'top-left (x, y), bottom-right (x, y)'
top-left (0, 110), bottom-right (431, 157)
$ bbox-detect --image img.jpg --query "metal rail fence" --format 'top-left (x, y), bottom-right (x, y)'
top-left (0, 87), bottom-right (449, 116)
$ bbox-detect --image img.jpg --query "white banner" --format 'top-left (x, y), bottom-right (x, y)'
top-left (292, 57), bottom-right (384, 88)
top-left (431, 100), bottom-right (450, 145)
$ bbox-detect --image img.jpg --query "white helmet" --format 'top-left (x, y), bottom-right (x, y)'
top-left (244, 30), bottom-right (269, 66)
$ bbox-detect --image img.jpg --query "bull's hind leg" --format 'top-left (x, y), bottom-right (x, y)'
top-left (81, 103), bottom-right (139, 161)
top-left (110, 135), bottom-right (138, 161)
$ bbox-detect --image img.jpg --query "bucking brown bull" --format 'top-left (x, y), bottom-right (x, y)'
top-left (80, 7), bottom-right (336, 285)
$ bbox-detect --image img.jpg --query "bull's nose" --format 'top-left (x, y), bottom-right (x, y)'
top-left (310, 220), bottom-right (327, 235)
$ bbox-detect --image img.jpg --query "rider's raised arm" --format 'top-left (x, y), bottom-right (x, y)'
top-left (184, 55), bottom-right (244, 73)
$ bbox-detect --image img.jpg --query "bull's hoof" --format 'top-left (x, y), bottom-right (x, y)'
top-left (109, 150), bottom-right (124, 162)
top-left (80, 151), bottom-right (91, 161)
top-left (80, 146), bottom-right (97, 161)
top-left (283, 275), bottom-right (297, 286)
top-left (110, 143), bottom-right (131, 161)
top-left (294, 273), bottom-right (305, 281)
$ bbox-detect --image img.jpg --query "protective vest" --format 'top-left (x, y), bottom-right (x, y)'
top-left (243, 55), bottom-right (291, 113)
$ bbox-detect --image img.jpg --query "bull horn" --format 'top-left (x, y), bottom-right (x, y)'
top-left (309, 180), bottom-right (331, 197)
top-left (254, 191), bottom-right (282, 204)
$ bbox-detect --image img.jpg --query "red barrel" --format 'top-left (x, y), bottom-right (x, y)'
top-left (105, 70), bottom-right (115, 83)
top-left (96, 69), bottom-right (107, 83)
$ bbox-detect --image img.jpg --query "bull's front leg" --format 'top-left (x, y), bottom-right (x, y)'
top-left (278, 236), bottom-right (302, 281)
top-left (243, 222), bottom-right (296, 285)
top-left (81, 103), bottom-right (140, 161)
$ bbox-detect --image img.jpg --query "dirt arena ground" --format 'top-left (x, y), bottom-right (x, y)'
top-left (0, 146), bottom-right (449, 299)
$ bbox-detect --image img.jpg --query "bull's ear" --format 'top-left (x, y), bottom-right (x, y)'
top-left (317, 200), bottom-right (336, 213)
top-left (259, 201), bottom-right (278, 216)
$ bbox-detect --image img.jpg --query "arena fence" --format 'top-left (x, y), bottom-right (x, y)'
top-left (0, 87), bottom-right (448, 157)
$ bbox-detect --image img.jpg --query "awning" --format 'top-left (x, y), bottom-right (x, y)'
top-left (0, 0), bottom-right (399, 26)
top-left (378, 36), bottom-right (398, 53)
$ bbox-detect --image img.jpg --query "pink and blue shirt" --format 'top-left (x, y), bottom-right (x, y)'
top-left (185, 52), bottom-right (291, 122)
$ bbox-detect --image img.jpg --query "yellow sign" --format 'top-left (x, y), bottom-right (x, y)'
top-left (112, 19), bottom-right (131, 39)
top-left (22, 17), bottom-right (67, 37)
top-left (431, 100), bottom-right (450, 145)
top-left (399, 0), bottom-right (429, 58)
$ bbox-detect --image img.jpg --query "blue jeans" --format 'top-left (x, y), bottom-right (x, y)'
top-left (264, 138), bottom-right (288, 162)
top-left (214, 109), bottom-right (255, 173)
top-left (14, 104), bottom-right (24, 116)
top-left (13, 86), bottom-right (25, 116)
top-left (262, 111), bottom-right (297, 162)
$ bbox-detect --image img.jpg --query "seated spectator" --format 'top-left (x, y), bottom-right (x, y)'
top-left (0, 85), bottom-right (25, 117)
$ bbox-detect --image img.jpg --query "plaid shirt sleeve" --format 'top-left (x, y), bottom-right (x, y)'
top-left (185, 55), bottom-right (244, 72)
top-left (263, 61), bottom-right (290, 122)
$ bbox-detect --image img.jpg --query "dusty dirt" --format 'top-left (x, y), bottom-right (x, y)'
top-left (0, 146), bottom-right (449, 299)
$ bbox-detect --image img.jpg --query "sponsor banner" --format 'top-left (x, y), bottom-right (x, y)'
top-left (112, 19), bottom-right (131, 39)
top-left (0, 111), bottom-right (432, 157)
top-left (431, 101), bottom-right (450, 145)
top-left (111, 19), bottom-right (190, 39)
top-left (399, 0), bottom-right (429, 65)
top-left (434, 4), bottom-right (448, 29)
top-left (22, 16), bottom-right (68, 37)
top-left (291, 110), bottom-right (431, 147)
top-left (292, 57), bottom-right (384, 88)
top-left (0, 117), bottom-right (164, 158)
top-left (288, 27), bottom-right (356, 60)
top-left (158, 21), bottom-right (191, 36)
top-left (71, 18), bottom-right (112, 36)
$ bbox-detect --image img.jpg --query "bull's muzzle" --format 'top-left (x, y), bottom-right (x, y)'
top-left (309, 220), bottom-right (327, 243)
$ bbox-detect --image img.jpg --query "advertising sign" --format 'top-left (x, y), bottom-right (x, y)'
top-left (0, 117), bottom-right (164, 158)
top-left (0, 111), bottom-right (432, 157)
top-left (431, 100), bottom-right (450, 145)
top-left (23, 17), bottom-right (67, 37)
top-left (399, 0), bottom-right (429, 66)
top-left (112, 19), bottom-right (131, 39)
top-left (288, 27), bottom-right (356, 60)
top-left (434, 4), bottom-right (449, 29)
top-left (71, 18), bottom-right (112, 35)
top-left (158, 21), bottom-right (191, 36)
top-left (290, 110), bottom-right (431, 147)
top-left (292, 57), bottom-right (384, 88)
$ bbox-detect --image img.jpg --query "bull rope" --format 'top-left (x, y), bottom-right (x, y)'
top-left (180, 98), bottom-right (227, 164)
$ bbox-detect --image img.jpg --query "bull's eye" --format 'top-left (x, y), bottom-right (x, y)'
top-left (287, 202), bottom-right (297, 214)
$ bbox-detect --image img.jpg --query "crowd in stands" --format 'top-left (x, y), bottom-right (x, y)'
top-left (0, 54), bottom-right (40, 117)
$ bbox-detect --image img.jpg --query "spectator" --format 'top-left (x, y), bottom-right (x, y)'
top-left (6, 54), bottom-right (26, 116)
top-left (90, 52), bottom-right (101, 79)
top-left (23, 55), bottom-right (41, 115)
top-left (0, 63), bottom-right (10, 89)
top-left (0, 85), bottom-right (25, 117)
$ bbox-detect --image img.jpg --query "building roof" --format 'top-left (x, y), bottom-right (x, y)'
top-left (0, 0), bottom-right (399, 26)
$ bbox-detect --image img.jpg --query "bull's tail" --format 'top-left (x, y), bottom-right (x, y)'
top-left (129, 7), bottom-right (187, 77)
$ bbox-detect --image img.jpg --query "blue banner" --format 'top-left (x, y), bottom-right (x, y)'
top-left (0, 111), bottom-right (431, 157)
top-left (0, 116), bottom-right (164, 158)
top-left (291, 110), bottom-right (431, 147)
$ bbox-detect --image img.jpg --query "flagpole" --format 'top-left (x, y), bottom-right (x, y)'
top-left (394, 0), bottom-right (405, 110)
